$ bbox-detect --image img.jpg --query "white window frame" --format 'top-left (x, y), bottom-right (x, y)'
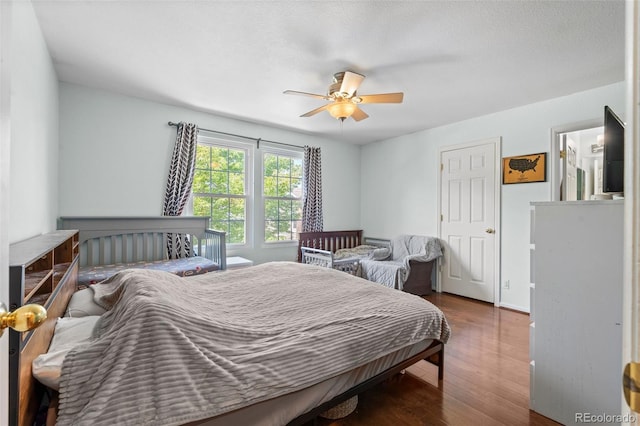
top-left (257, 145), bottom-right (304, 247)
top-left (194, 135), bottom-right (253, 250)
top-left (192, 136), bottom-right (303, 249)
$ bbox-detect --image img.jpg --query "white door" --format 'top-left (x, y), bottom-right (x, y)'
top-left (439, 140), bottom-right (499, 303)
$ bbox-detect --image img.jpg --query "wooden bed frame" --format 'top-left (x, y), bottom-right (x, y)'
top-left (287, 340), bottom-right (444, 425)
top-left (58, 216), bottom-right (227, 269)
top-left (12, 224), bottom-right (444, 425)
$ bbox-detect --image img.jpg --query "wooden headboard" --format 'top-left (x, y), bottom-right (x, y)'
top-left (297, 230), bottom-right (363, 262)
top-left (9, 231), bottom-right (79, 426)
top-left (58, 216), bottom-right (227, 269)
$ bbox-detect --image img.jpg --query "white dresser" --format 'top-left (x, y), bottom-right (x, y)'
top-left (529, 200), bottom-right (623, 425)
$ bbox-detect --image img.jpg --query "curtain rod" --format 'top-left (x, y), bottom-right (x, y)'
top-left (167, 121), bottom-right (304, 150)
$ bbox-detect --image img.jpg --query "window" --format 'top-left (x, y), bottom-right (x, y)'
top-left (192, 142), bottom-right (248, 244)
top-left (263, 151), bottom-right (303, 242)
top-left (191, 136), bottom-right (303, 247)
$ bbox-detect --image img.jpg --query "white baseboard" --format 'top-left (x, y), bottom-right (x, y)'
top-left (498, 301), bottom-right (529, 313)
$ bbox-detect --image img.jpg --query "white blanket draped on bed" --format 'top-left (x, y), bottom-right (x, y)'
top-left (360, 235), bottom-right (442, 290)
top-left (57, 262), bottom-right (450, 426)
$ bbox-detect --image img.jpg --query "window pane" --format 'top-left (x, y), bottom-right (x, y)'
top-left (265, 220), bottom-right (278, 242)
top-left (278, 221), bottom-right (292, 240)
top-left (264, 153), bottom-right (277, 176)
top-left (291, 177), bottom-right (302, 196)
top-left (265, 199), bottom-right (278, 220)
top-left (211, 147), bottom-right (229, 171)
top-left (291, 158), bottom-right (303, 178)
top-left (292, 200), bottom-right (302, 219)
top-left (193, 196), bottom-right (211, 217)
top-left (277, 177), bottom-right (291, 197)
top-left (229, 221), bottom-right (245, 244)
top-left (194, 142), bottom-right (248, 245)
top-left (229, 172), bottom-right (245, 195)
top-left (211, 171), bottom-right (229, 194)
top-left (279, 200), bottom-right (292, 218)
top-left (229, 198), bottom-right (245, 220)
top-left (196, 145), bottom-right (210, 169)
top-left (261, 150), bottom-right (303, 243)
top-left (264, 176), bottom-right (277, 197)
top-left (193, 169), bottom-right (211, 193)
top-left (278, 157), bottom-right (291, 176)
top-left (228, 150), bottom-right (245, 173)
top-left (212, 198), bottom-right (229, 221)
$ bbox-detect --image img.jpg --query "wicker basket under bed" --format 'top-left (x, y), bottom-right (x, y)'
top-left (319, 395), bottom-right (358, 419)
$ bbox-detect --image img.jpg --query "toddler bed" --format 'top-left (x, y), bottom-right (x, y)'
top-left (17, 262), bottom-right (449, 426)
top-left (58, 216), bottom-right (227, 286)
top-left (299, 231), bottom-right (441, 296)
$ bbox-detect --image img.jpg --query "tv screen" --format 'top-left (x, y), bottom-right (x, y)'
top-left (603, 105), bottom-right (624, 194)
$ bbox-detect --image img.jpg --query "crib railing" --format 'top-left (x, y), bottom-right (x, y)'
top-left (297, 230), bottom-right (363, 262)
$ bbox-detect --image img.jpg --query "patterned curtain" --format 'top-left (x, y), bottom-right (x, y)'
top-left (163, 122), bottom-right (198, 258)
top-left (302, 146), bottom-right (323, 232)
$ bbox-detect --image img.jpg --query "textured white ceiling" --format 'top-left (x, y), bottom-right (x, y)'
top-left (32, 0), bottom-right (626, 144)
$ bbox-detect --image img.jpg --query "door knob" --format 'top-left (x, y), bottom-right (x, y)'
top-left (0, 303), bottom-right (47, 337)
top-left (485, 228), bottom-right (495, 234)
top-left (624, 362), bottom-right (640, 413)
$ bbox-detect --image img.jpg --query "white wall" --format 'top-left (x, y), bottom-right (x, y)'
top-left (9, 0), bottom-right (59, 244)
top-left (361, 82), bottom-right (626, 311)
top-left (1, 0), bottom-right (59, 422)
top-left (59, 83), bottom-right (361, 263)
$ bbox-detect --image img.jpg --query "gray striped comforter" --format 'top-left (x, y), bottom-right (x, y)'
top-left (57, 262), bottom-right (450, 426)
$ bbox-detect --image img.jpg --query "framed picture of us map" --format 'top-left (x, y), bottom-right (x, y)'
top-left (502, 152), bottom-right (547, 184)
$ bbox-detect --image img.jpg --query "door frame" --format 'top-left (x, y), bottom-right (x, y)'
top-left (437, 137), bottom-right (502, 307)
top-left (622, 0), bottom-right (639, 421)
top-left (0, 0), bottom-right (11, 422)
top-left (549, 118), bottom-right (601, 202)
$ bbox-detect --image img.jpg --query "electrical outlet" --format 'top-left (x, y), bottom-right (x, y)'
top-left (503, 280), bottom-right (510, 289)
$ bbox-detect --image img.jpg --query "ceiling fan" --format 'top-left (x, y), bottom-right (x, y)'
top-left (283, 71), bottom-right (404, 122)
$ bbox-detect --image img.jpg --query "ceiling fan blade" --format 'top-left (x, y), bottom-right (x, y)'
top-left (351, 107), bottom-right (369, 122)
top-left (300, 104), bottom-right (329, 117)
top-left (358, 92), bottom-right (404, 104)
top-left (283, 90), bottom-right (328, 100)
top-left (339, 71), bottom-right (365, 97)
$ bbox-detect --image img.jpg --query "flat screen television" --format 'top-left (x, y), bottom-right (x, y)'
top-left (603, 105), bottom-right (624, 194)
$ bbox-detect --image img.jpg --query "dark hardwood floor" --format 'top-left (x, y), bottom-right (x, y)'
top-left (317, 292), bottom-right (560, 426)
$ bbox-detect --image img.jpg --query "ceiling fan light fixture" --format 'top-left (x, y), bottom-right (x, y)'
top-left (327, 101), bottom-right (357, 121)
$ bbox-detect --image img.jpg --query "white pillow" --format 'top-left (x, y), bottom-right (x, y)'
top-left (32, 316), bottom-right (101, 390)
top-left (65, 287), bottom-right (107, 317)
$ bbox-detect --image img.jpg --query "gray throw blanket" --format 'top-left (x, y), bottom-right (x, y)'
top-left (57, 262), bottom-right (450, 426)
top-left (360, 235), bottom-right (442, 290)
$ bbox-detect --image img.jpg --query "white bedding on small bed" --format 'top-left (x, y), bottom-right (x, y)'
top-left (56, 262), bottom-right (450, 426)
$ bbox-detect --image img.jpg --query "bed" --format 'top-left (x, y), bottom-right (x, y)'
top-left (18, 262), bottom-right (449, 426)
top-left (57, 216), bottom-right (227, 286)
